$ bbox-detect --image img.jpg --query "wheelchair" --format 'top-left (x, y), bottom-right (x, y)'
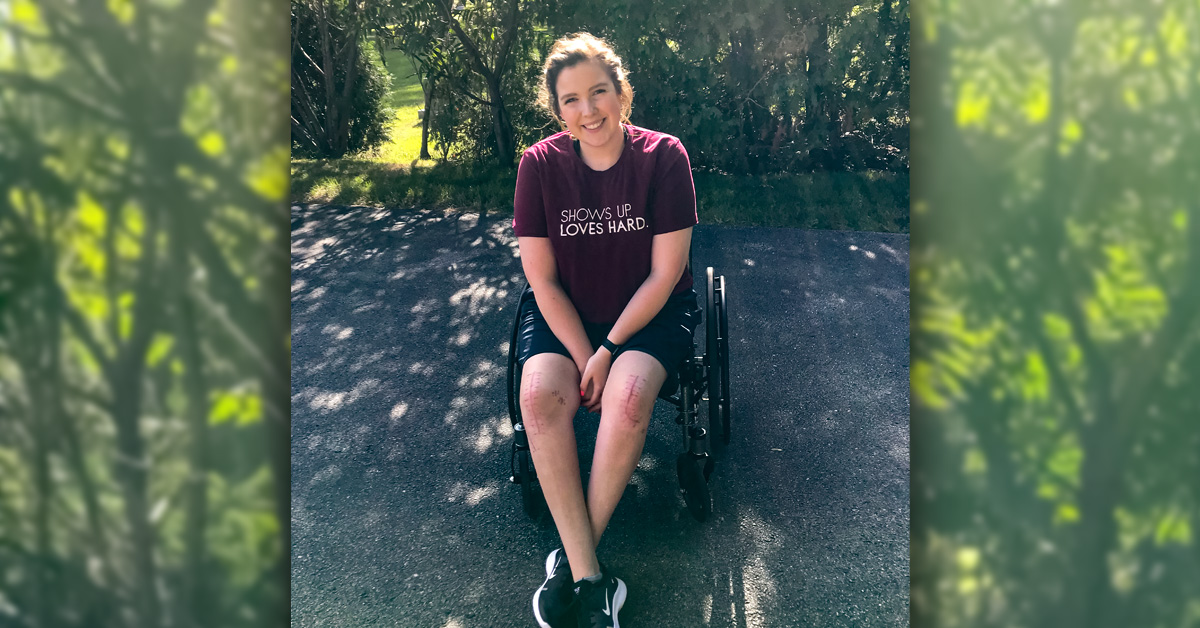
top-left (506, 268), bottom-right (731, 522)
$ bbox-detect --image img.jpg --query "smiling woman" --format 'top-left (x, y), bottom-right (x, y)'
top-left (536, 34), bottom-right (635, 172)
top-left (513, 32), bottom-right (701, 628)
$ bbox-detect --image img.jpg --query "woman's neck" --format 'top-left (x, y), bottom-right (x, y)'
top-left (577, 124), bottom-right (626, 171)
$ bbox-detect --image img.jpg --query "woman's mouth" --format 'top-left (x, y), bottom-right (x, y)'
top-left (581, 119), bottom-right (605, 132)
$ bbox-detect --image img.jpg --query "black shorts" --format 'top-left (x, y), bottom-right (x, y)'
top-left (516, 286), bottom-right (702, 379)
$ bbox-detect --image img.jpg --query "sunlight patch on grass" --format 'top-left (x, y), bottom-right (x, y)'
top-left (356, 48), bottom-right (428, 165)
top-left (306, 178), bottom-right (342, 203)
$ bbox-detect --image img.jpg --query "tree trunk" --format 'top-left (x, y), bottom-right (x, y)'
top-left (315, 0), bottom-right (338, 154)
top-left (806, 20), bottom-right (832, 146)
top-left (333, 4), bottom-right (363, 156)
top-left (376, 33), bottom-right (388, 68)
top-left (33, 301), bottom-right (53, 628)
top-left (486, 75), bottom-right (514, 168)
top-left (110, 210), bottom-right (164, 628)
top-left (34, 219), bottom-right (62, 628)
top-left (882, 0), bottom-right (909, 111)
top-left (420, 77), bottom-right (433, 160)
top-left (178, 276), bottom-right (210, 628)
top-left (437, 0), bottom-right (520, 166)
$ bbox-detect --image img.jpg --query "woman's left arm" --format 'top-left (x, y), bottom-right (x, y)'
top-left (579, 227), bottom-right (692, 410)
top-left (607, 228), bottom-right (692, 346)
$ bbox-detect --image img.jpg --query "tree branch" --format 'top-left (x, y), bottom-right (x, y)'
top-left (431, 0), bottom-right (493, 80)
top-left (494, 0), bottom-right (521, 73)
top-left (0, 71), bottom-right (124, 124)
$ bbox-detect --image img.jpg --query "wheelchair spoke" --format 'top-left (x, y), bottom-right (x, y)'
top-left (706, 268), bottom-right (725, 456)
top-left (718, 275), bottom-right (731, 443)
top-left (676, 453), bottom-right (712, 522)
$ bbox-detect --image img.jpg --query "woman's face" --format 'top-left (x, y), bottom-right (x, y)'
top-left (555, 59), bottom-right (624, 154)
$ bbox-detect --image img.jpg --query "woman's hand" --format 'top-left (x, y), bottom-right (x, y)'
top-left (580, 349), bottom-right (613, 413)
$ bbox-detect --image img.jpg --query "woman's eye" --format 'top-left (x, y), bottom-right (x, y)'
top-left (563, 98), bottom-right (576, 104)
top-left (594, 89), bottom-right (607, 95)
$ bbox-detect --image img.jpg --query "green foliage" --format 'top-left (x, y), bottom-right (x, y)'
top-left (0, 0), bottom-right (288, 626)
top-left (539, 0), bottom-right (908, 174)
top-left (427, 28), bottom-right (554, 163)
top-left (374, 0), bottom-right (907, 175)
top-left (911, 0), bottom-right (1200, 625)
top-left (291, 0), bottom-right (393, 158)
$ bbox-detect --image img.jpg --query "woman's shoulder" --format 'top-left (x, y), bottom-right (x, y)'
top-left (522, 131), bottom-right (574, 165)
top-left (625, 125), bottom-right (689, 173)
top-left (625, 124), bottom-right (687, 154)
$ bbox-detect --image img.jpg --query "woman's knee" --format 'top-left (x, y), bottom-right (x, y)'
top-left (519, 356), bottom-right (579, 430)
top-left (602, 352), bottom-right (666, 432)
top-left (603, 371), bottom-right (656, 432)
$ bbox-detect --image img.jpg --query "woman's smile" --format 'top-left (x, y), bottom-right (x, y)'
top-left (556, 60), bottom-right (625, 165)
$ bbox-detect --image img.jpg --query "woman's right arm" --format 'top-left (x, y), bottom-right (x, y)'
top-left (518, 236), bottom-right (594, 375)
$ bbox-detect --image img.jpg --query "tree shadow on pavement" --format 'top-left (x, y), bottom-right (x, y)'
top-left (290, 204), bottom-right (910, 627)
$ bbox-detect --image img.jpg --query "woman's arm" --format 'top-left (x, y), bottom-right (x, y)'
top-left (580, 227), bottom-right (692, 409)
top-left (518, 236), bottom-right (594, 375)
top-left (608, 227), bottom-right (692, 346)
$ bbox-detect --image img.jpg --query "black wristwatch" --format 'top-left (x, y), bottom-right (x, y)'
top-left (601, 338), bottom-right (621, 354)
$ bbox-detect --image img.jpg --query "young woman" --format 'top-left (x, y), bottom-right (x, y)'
top-left (512, 32), bottom-right (700, 628)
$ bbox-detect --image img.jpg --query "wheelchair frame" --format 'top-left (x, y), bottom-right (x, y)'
top-left (506, 267), bottom-right (731, 522)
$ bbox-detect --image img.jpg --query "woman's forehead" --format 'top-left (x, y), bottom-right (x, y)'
top-left (556, 61), bottom-right (611, 94)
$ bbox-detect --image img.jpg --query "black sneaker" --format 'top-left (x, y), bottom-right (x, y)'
top-left (573, 566), bottom-right (626, 628)
top-left (533, 549), bottom-right (576, 628)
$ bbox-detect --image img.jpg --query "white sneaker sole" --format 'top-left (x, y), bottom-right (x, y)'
top-left (610, 577), bottom-right (627, 628)
top-left (532, 549), bottom-right (564, 628)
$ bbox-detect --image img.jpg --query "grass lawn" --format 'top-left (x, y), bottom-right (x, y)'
top-left (291, 159), bottom-right (909, 232)
top-left (291, 46), bottom-right (909, 233)
top-left (356, 47), bottom-right (438, 167)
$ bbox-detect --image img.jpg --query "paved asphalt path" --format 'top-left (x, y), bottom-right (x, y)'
top-left (290, 203), bottom-right (909, 628)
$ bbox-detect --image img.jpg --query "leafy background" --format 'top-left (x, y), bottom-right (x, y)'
top-left (4, 0), bottom-right (1199, 625)
top-left (910, 0), bottom-right (1200, 625)
top-left (291, 0), bottom-right (911, 233)
top-left (0, 0), bottom-right (289, 627)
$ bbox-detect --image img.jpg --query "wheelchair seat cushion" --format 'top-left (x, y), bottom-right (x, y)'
top-left (516, 286), bottom-right (701, 390)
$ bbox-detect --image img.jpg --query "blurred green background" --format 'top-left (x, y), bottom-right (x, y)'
top-left (289, 0), bottom-right (912, 233)
top-left (911, 0), bottom-right (1200, 626)
top-left (0, 0), bottom-right (289, 627)
top-left (4, 0), bottom-right (1199, 626)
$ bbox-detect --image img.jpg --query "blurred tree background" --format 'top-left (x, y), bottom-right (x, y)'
top-left (911, 0), bottom-right (1200, 625)
top-left (290, 0), bottom-right (911, 232)
top-left (0, 0), bottom-right (289, 627)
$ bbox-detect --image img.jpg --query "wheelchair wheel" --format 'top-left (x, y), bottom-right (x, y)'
top-left (516, 448), bottom-right (543, 519)
top-left (717, 274), bottom-right (731, 444)
top-left (705, 268), bottom-right (725, 454)
top-left (507, 299), bottom-right (521, 428)
top-left (677, 453), bottom-right (713, 521)
top-left (507, 286), bottom-right (544, 519)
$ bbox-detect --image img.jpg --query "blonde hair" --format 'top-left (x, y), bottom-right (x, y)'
top-left (537, 32), bottom-right (634, 128)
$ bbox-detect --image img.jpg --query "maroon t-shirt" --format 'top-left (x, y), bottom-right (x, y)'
top-left (512, 124), bottom-right (698, 323)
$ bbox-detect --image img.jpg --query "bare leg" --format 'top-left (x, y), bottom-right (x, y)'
top-left (520, 353), bottom-right (601, 581)
top-left (587, 350), bottom-right (667, 546)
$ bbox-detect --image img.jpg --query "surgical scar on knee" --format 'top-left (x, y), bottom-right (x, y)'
top-left (522, 372), bottom-right (543, 435)
top-left (621, 375), bottom-right (649, 431)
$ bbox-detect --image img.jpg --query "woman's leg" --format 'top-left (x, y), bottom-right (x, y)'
top-left (520, 352), bottom-right (600, 581)
top-left (586, 350), bottom-right (668, 545)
